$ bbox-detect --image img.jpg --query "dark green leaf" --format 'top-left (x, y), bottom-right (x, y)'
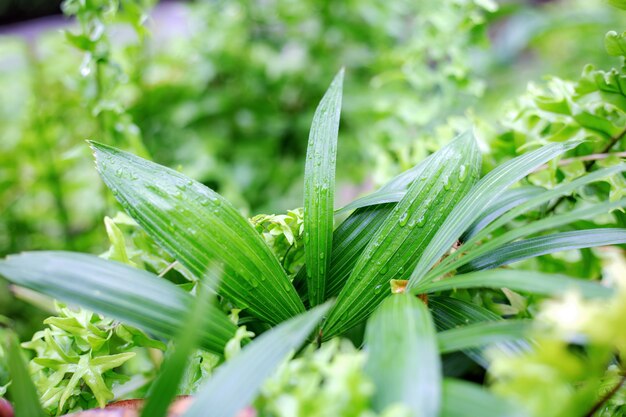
top-left (440, 198), bottom-right (626, 277)
top-left (459, 228), bottom-right (626, 272)
top-left (323, 131), bottom-right (481, 338)
top-left (304, 69), bottom-right (344, 306)
top-left (364, 294), bottom-right (441, 417)
top-left (183, 302), bottom-right (331, 417)
top-left (422, 270), bottom-right (613, 298)
top-left (5, 333), bottom-right (46, 417)
top-left (90, 142), bottom-right (305, 325)
top-left (0, 252), bottom-right (236, 354)
top-left (408, 139), bottom-right (582, 292)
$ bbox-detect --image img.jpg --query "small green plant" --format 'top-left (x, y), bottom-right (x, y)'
top-left (1, 65), bottom-right (626, 417)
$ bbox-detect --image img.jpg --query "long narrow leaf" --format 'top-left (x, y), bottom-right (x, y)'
top-left (141, 273), bottom-right (220, 417)
top-left (439, 199), bottom-right (626, 277)
top-left (438, 320), bottom-right (532, 354)
top-left (430, 296), bottom-right (527, 367)
top-left (408, 139), bottom-right (582, 292)
top-left (91, 142), bottom-right (305, 324)
top-left (304, 69), bottom-right (344, 306)
top-left (5, 333), bottom-right (46, 417)
top-left (460, 186), bottom-right (545, 241)
top-left (441, 379), bottom-right (527, 417)
top-left (364, 294), bottom-right (441, 417)
top-left (0, 252), bottom-right (236, 354)
top-left (459, 228), bottom-right (626, 272)
top-left (422, 270), bottom-right (613, 298)
top-left (183, 302), bottom-right (331, 417)
top-left (324, 131), bottom-right (481, 338)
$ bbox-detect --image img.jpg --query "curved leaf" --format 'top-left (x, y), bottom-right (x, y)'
top-left (438, 320), bottom-right (532, 354)
top-left (364, 294), bottom-right (441, 417)
top-left (422, 270), bottom-right (613, 299)
top-left (304, 69), bottom-right (344, 306)
top-left (408, 139), bottom-right (583, 292)
top-left (183, 302), bottom-right (331, 417)
top-left (5, 333), bottom-right (46, 417)
top-left (323, 131), bottom-right (481, 338)
top-left (459, 228), bottom-right (626, 272)
top-left (0, 251), bottom-right (236, 354)
top-left (91, 142), bottom-right (305, 325)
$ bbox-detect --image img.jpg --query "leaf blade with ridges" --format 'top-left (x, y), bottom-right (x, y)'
top-left (365, 294), bottom-right (441, 417)
top-left (304, 69), bottom-right (344, 306)
top-left (90, 142), bottom-right (305, 324)
top-left (0, 251), bottom-right (236, 354)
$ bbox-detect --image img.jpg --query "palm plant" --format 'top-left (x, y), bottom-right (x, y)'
top-left (1, 70), bottom-right (625, 417)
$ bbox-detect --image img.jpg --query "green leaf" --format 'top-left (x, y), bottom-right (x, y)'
top-left (459, 228), bottom-right (626, 272)
top-left (364, 294), bottom-right (441, 417)
top-left (437, 320), bottom-right (532, 354)
top-left (323, 131), bottom-right (481, 338)
top-left (5, 333), bottom-right (46, 417)
top-left (430, 296), bottom-right (526, 367)
top-left (90, 141), bottom-right (305, 325)
top-left (430, 165), bottom-right (626, 280)
top-left (605, 31), bottom-right (626, 56)
top-left (422, 270), bottom-right (613, 299)
top-left (445, 199), bottom-right (626, 276)
top-left (0, 251), bottom-right (236, 354)
top-left (182, 302), bottom-right (331, 417)
top-left (141, 274), bottom-right (220, 417)
top-left (461, 186), bottom-right (545, 241)
top-left (304, 69), bottom-right (344, 306)
top-left (608, 0), bottom-right (626, 10)
top-left (441, 379), bottom-right (527, 417)
top-left (408, 139), bottom-right (582, 292)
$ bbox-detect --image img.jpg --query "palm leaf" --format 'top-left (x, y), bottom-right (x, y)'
top-left (422, 270), bottom-right (612, 298)
top-left (304, 69), bottom-right (344, 306)
top-left (438, 320), bottom-right (532, 354)
top-left (90, 142), bottom-right (305, 325)
top-left (408, 139), bottom-right (582, 292)
top-left (364, 294), bottom-right (441, 417)
top-left (182, 302), bottom-right (331, 417)
top-left (323, 131), bottom-right (481, 338)
top-left (0, 251), bottom-right (236, 354)
top-left (459, 228), bottom-right (626, 272)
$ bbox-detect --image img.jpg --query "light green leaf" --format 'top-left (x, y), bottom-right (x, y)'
top-left (438, 320), bottom-right (532, 354)
top-left (141, 274), bottom-right (220, 417)
top-left (323, 131), bottom-right (481, 338)
top-left (408, 139), bottom-right (582, 292)
top-left (0, 252), bottom-right (236, 354)
top-left (304, 69), bottom-right (344, 306)
top-left (90, 141), bottom-right (305, 325)
top-left (422, 270), bottom-right (613, 299)
top-left (364, 294), bottom-right (441, 417)
top-left (5, 333), bottom-right (46, 417)
top-left (441, 379), bottom-right (527, 417)
top-left (459, 228), bottom-right (626, 272)
top-left (183, 302), bottom-right (331, 417)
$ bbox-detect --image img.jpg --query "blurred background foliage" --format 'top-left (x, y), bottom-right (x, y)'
top-left (0, 0), bottom-right (625, 336)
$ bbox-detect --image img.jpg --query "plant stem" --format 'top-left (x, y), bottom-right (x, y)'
top-left (583, 372), bottom-right (626, 417)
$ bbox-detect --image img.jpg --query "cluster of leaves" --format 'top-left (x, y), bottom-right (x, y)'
top-left (489, 277), bottom-right (626, 417)
top-left (22, 303), bottom-right (164, 415)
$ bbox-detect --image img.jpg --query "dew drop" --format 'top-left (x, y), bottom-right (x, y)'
top-left (373, 284), bottom-right (383, 294)
top-left (319, 252), bottom-right (325, 260)
top-left (459, 165), bottom-right (467, 182)
top-left (380, 264), bottom-right (389, 275)
top-left (417, 215), bottom-right (426, 227)
top-left (200, 199), bottom-right (210, 207)
top-left (443, 175), bottom-right (451, 190)
top-left (397, 266), bottom-right (404, 275)
top-left (398, 212), bottom-right (409, 227)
